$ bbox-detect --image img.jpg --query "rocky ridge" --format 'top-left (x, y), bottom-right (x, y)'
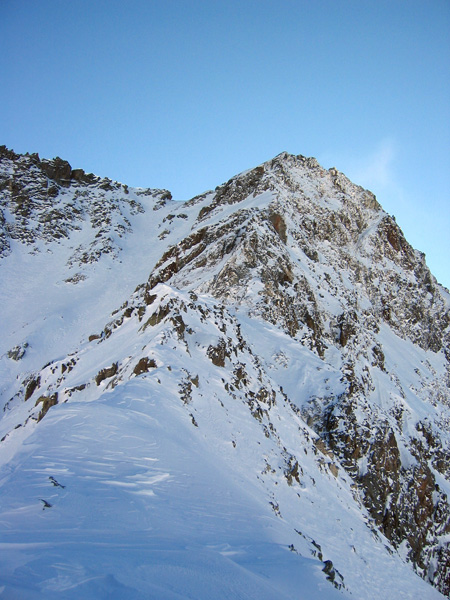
top-left (0, 148), bottom-right (449, 598)
top-left (0, 145), bottom-right (171, 265)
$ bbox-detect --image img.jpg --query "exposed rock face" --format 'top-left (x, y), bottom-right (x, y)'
top-left (1, 148), bottom-right (449, 596)
top-left (40, 156), bottom-right (73, 186)
top-left (133, 357), bottom-right (157, 375)
top-left (95, 363), bottom-right (118, 386)
top-left (36, 393), bottom-right (58, 422)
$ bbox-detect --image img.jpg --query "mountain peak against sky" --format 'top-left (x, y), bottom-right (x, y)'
top-left (0, 148), bottom-right (449, 599)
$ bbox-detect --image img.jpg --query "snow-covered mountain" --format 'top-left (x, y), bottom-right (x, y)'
top-left (1, 145), bottom-right (449, 599)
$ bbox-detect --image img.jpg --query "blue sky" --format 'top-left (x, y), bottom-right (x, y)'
top-left (1, 0), bottom-right (449, 287)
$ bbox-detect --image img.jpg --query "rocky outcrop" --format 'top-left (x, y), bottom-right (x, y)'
top-left (133, 357), bottom-right (157, 375)
top-left (40, 156), bottom-right (73, 186)
top-left (36, 393), bottom-right (58, 421)
top-left (95, 363), bottom-right (118, 386)
top-left (310, 392), bottom-right (450, 594)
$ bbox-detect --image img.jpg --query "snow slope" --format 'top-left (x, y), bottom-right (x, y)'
top-left (0, 289), bottom-right (442, 599)
top-left (0, 149), bottom-right (449, 598)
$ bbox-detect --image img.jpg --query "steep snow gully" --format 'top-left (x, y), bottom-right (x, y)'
top-left (0, 146), bottom-right (449, 598)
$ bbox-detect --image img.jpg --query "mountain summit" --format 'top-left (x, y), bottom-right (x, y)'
top-left (0, 147), bottom-right (449, 599)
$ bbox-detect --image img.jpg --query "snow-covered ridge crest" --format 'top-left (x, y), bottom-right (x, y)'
top-left (0, 147), bottom-right (449, 598)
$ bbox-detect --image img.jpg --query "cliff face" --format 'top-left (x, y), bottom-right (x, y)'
top-left (0, 148), bottom-right (449, 599)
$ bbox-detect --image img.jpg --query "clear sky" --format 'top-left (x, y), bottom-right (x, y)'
top-left (1, 0), bottom-right (449, 288)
